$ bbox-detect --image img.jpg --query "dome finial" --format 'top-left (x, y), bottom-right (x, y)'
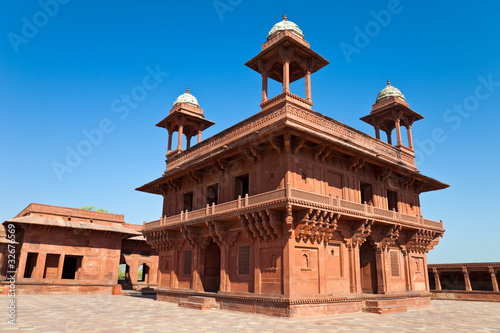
top-left (283, 13), bottom-right (287, 21)
top-left (387, 80), bottom-right (391, 86)
top-left (186, 87), bottom-right (190, 94)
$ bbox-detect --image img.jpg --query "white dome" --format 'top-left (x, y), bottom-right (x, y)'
top-left (376, 80), bottom-right (406, 103)
top-left (173, 87), bottom-right (199, 107)
top-left (268, 14), bottom-right (304, 39)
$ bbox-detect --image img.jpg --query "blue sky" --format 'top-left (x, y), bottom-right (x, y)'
top-left (1, 1), bottom-right (499, 264)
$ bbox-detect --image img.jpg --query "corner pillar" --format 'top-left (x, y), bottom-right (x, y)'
top-left (167, 130), bottom-right (173, 153)
top-left (395, 118), bottom-right (402, 146)
top-left (177, 125), bottom-right (184, 151)
top-left (462, 267), bottom-right (472, 291)
top-left (406, 124), bottom-right (414, 149)
top-left (385, 130), bottom-right (392, 145)
top-left (262, 72), bottom-right (268, 103)
top-left (489, 266), bottom-right (499, 292)
top-left (305, 70), bottom-right (312, 102)
top-left (197, 130), bottom-right (202, 144)
top-left (375, 245), bottom-right (387, 294)
top-left (432, 267), bottom-right (442, 291)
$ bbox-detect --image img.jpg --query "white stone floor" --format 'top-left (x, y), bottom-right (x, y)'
top-left (0, 295), bottom-right (499, 332)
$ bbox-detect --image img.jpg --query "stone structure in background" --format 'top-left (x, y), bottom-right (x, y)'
top-left (139, 16), bottom-right (449, 316)
top-left (428, 263), bottom-right (500, 302)
top-left (1, 203), bottom-right (158, 294)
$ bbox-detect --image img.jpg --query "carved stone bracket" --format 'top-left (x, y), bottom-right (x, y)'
top-left (181, 226), bottom-right (200, 249)
top-left (406, 229), bottom-right (440, 254)
top-left (295, 209), bottom-right (340, 244)
top-left (166, 179), bottom-right (181, 192)
top-left (375, 168), bottom-right (392, 182)
top-left (380, 224), bottom-right (402, 250)
top-left (145, 230), bottom-right (180, 252)
top-left (348, 157), bottom-right (365, 174)
top-left (206, 221), bottom-right (227, 246)
top-left (187, 170), bottom-right (203, 184)
top-left (350, 219), bottom-right (373, 247)
top-left (239, 209), bottom-right (283, 241)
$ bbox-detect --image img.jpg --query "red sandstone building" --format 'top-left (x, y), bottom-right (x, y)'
top-left (138, 16), bottom-right (449, 316)
top-left (2, 203), bottom-right (158, 294)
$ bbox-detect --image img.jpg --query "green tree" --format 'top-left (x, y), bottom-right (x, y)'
top-left (81, 206), bottom-right (108, 213)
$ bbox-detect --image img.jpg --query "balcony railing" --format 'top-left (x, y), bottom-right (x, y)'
top-left (144, 185), bottom-right (443, 231)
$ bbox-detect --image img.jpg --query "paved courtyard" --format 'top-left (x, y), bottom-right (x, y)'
top-left (0, 295), bottom-right (499, 332)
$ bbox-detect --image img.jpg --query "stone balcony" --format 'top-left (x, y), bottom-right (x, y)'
top-left (143, 185), bottom-right (443, 232)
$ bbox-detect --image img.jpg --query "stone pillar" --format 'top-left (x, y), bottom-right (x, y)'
top-left (167, 131), bottom-right (173, 153)
top-left (34, 252), bottom-right (46, 280)
top-left (186, 135), bottom-right (192, 150)
top-left (305, 70), bottom-right (312, 102)
top-left (283, 58), bottom-right (290, 93)
top-left (172, 247), bottom-right (179, 288)
top-left (462, 267), bottom-right (472, 291)
top-left (197, 130), bottom-right (202, 144)
top-left (406, 124), bottom-right (414, 149)
top-left (192, 246), bottom-right (201, 291)
top-left (395, 118), bottom-right (402, 146)
top-left (279, 46), bottom-right (293, 94)
top-left (385, 130), bottom-right (392, 145)
top-left (375, 126), bottom-right (380, 140)
top-left (432, 268), bottom-right (442, 291)
top-left (402, 250), bottom-right (412, 291)
top-left (375, 246), bottom-right (387, 294)
top-left (283, 236), bottom-right (295, 296)
top-left (177, 125), bottom-right (184, 151)
top-left (254, 240), bottom-right (261, 294)
top-left (130, 261), bottom-right (138, 285)
top-left (219, 243), bottom-right (227, 292)
top-left (57, 254), bottom-right (65, 279)
top-left (348, 243), bottom-right (361, 293)
top-left (318, 244), bottom-right (326, 294)
top-left (262, 72), bottom-right (268, 103)
top-left (489, 266), bottom-right (499, 292)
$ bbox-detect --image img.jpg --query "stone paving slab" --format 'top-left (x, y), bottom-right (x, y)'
top-left (0, 295), bottom-right (499, 332)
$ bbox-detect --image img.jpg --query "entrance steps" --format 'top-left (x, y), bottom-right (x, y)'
top-left (178, 296), bottom-right (220, 310)
top-left (362, 298), bottom-right (408, 314)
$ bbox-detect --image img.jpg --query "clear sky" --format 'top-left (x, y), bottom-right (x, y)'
top-left (1, 1), bottom-right (499, 264)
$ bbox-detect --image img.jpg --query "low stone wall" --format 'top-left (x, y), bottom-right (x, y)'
top-left (156, 288), bottom-right (431, 317)
top-left (431, 290), bottom-right (500, 302)
top-left (0, 282), bottom-right (115, 295)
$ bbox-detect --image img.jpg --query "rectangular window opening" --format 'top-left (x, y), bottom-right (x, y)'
top-left (61, 255), bottom-right (83, 280)
top-left (183, 192), bottom-right (194, 212)
top-left (207, 184), bottom-right (219, 205)
top-left (235, 174), bottom-right (249, 199)
top-left (43, 254), bottom-right (60, 279)
top-left (360, 182), bottom-right (373, 205)
top-left (387, 190), bottom-right (398, 212)
top-left (23, 252), bottom-right (38, 279)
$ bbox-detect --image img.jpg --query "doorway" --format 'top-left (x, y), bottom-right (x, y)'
top-left (203, 240), bottom-right (221, 293)
top-left (359, 242), bottom-right (378, 293)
